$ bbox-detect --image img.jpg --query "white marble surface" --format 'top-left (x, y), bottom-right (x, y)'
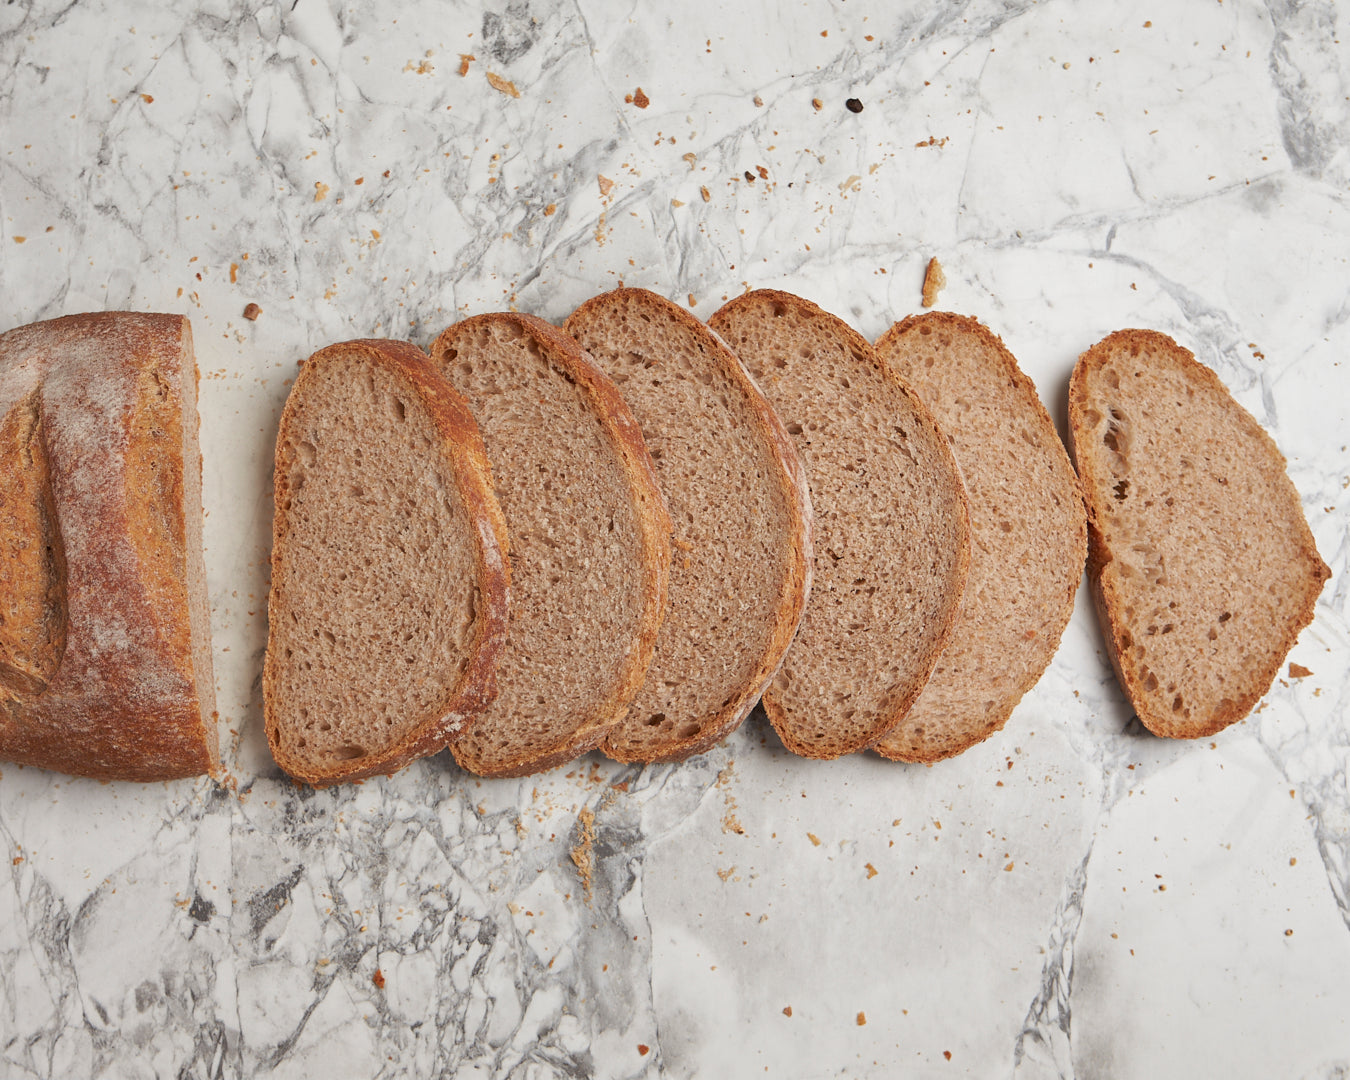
top-left (1, 0), bottom-right (1348, 1076)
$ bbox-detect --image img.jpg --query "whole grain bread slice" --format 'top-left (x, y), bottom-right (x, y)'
top-left (873, 313), bottom-right (1087, 762)
top-left (429, 314), bottom-right (671, 777)
top-left (0, 313), bottom-right (217, 781)
top-left (1068, 329), bottom-right (1330, 739)
top-left (564, 288), bottom-right (813, 763)
top-left (265, 339), bottom-right (510, 785)
top-left (708, 290), bottom-right (970, 757)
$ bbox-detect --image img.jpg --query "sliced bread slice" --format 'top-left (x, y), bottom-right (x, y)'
top-left (873, 313), bottom-right (1087, 762)
top-left (564, 288), bottom-right (813, 763)
top-left (708, 290), bottom-right (970, 757)
top-left (265, 339), bottom-right (509, 785)
top-left (428, 314), bottom-right (671, 777)
top-left (1068, 329), bottom-right (1330, 739)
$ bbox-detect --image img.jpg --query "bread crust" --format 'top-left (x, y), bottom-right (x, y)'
top-left (430, 314), bottom-right (672, 778)
top-left (872, 312), bottom-right (1087, 763)
top-left (709, 289), bottom-right (971, 758)
top-left (1068, 328), bottom-right (1330, 739)
top-left (264, 339), bottom-right (510, 785)
top-left (565, 288), bottom-right (814, 764)
top-left (0, 313), bottom-right (217, 781)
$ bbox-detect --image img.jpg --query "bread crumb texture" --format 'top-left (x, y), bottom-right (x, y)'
top-left (1069, 329), bottom-right (1329, 739)
top-left (266, 344), bottom-right (497, 780)
top-left (566, 289), bottom-right (809, 764)
top-left (710, 291), bottom-right (969, 759)
top-left (874, 313), bottom-right (1085, 762)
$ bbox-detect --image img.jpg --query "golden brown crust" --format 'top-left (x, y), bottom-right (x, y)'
top-left (0, 313), bottom-right (217, 781)
top-left (1068, 328), bottom-right (1330, 740)
top-left (564, 288), bottom-right (814, 764)
top-left (709, 289), bottom-right (971, 758)
top-left (264, 338), bottom-right (511, 786)
top-left (872, 312), bottom-right (1087, 763)
top-left (430, 313), bottom-right (672, 778)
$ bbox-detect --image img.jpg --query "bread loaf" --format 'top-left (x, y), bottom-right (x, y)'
top-left (708, 291), bottom-right (970, 758)
top-left (1068, 329), bottom-right (1330, 738)
top-left (429, 314), bottom-right (671, 777)
top-left (565, 288), bottom-right (812, 763)
top-left (265, 339), bottom-right (510, 785)
top-left (0, 313), bottom-right (217, 781)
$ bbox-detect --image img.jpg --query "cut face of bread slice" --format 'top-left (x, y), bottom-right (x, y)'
top-left (564, 288), bottom-right (812, 763)
top-left (428, 314), bottom-right (671, 777)
top-left (0, 313), bottom-right (217, 781)
top-left (1068, 329), bottom-right (1330, 739)
top-left (873, 313), bottom-right (1087, 762)
top-left (265, 339), bottom-right (509, 785)
top-left (708, 290), bottom-right (970, 758)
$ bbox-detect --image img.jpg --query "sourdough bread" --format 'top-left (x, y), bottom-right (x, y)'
top-left (873, 313), bottom-right (1087, 762)
top-left (0, 313), bottom-right (217, 781)
top-left (429, 314), bottom-right (671, 777)
top-left (564, 288), bottom-right (813, 763)
top-left (708, 290), bottom-right (970, 758)
top-left (265, 339), bottom-right (510, 785)
top-left (1068, 329), bottom-right (1330, 738)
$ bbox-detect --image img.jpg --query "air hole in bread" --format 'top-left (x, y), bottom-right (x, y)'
top-left (392, 398), bottom-right (407, 421)
top-left (297, 440), bottom-right (317, 466)
top-left (333, 744), bottom-right (366, 760)
top-left (1171, 695), bottom-right (1183, 713)
top-left (1113, 480), bottom-right (1129, 501)
top-left (645, 713), bottom-right (667, 728)
top-left (1218, 611), bottom-right (1231, 623)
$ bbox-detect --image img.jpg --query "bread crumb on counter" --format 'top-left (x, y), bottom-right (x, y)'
top-left (570, 807), bottom-right (596, 902)
top-left (921, 257), bottom-right (946, 307)
top-left (487, 72), bottom-right (520, 98)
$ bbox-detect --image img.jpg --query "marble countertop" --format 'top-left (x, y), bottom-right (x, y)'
top-left (2, 1), bottom-right (1349, 1076)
